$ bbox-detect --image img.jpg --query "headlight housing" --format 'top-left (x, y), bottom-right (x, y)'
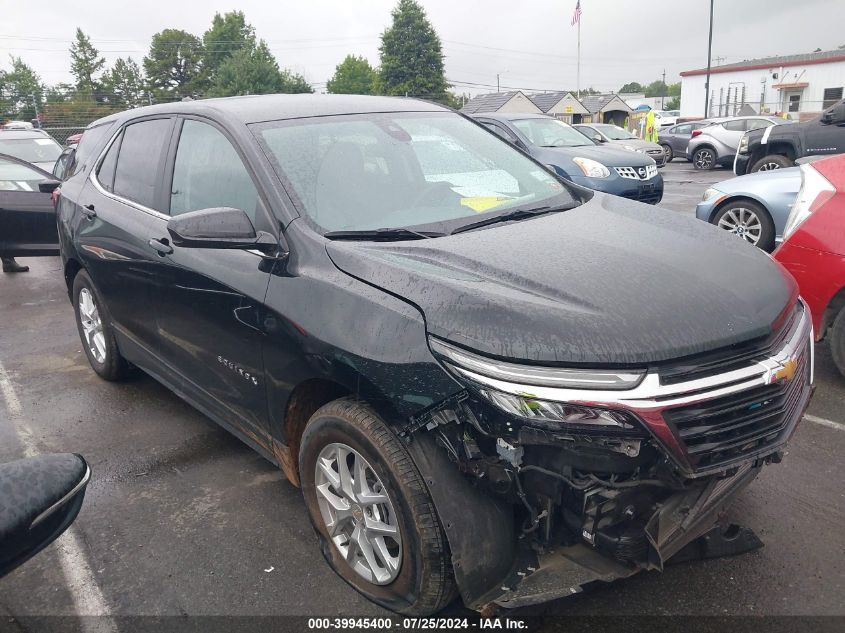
top-left (783, 164), bottom-right (836, 240)
top-left (429, 337), bottom-right (645, 430)
top-left (572, 157), bottom-right (611, 179)
top-left (701, 187), bottom-right (724, 202)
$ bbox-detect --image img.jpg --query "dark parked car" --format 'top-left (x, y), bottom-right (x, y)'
top-left (572, 122), bottom-right (667, 166)
top-left (474, 113), bottom-right (663, 204)
top-left (0, 128), bottom-right (63, 172)
top-left (0, 153), bottom-right (61, 258)
top-left (735, 98), bottom-right (845, 174)
top-left (58, 95), bottom-right (812, 615)
top-left (659, 121), bottom-right (710, 162)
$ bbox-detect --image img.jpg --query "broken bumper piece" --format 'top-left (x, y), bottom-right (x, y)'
top-left (480, 463), bottom-right (761, 611)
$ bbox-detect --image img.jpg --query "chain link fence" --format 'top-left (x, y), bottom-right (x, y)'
top-left (706, 97), bottom-right (837, 122)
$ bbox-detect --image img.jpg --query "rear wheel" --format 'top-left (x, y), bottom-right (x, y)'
top-left (72, 270), bottom-right (129, 381)
top-left (750, 154), bottom-right (793, 173)
top-left (693, 147), bottom-right (716, 170)
top-left (299, 398), bottom-right (455, 615)
top-left (712, 201), bottom-right (775, 251)
top-left (661, 143), bottom-right (673, 163)
top-left (829, 307), bottom-right (845, 380)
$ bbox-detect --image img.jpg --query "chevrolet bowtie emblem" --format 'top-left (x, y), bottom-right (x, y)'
top-left (770, 357), bottom-right (798, 383)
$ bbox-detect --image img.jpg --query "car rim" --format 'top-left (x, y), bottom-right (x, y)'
top-left (717, 207), bottom-right (762, 245)
top-left (663, 146), bottom-right (671, 160)
top-left (314, 443), bottom-right (402, 585)
top-left (695, 150), bottom-right (713, 168)
top-left (78, 288), bottom-right (106, 364)
top-left (758, 162), bottom-right (781, 171)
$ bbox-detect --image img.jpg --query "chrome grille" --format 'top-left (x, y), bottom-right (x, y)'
top-left (616, 164), bottom-right (658, 180)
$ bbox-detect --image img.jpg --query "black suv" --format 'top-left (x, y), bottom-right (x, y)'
top-left (58, 95), bottom-right (813, 615)
top-left (735, 98), bottom-right (845, 174)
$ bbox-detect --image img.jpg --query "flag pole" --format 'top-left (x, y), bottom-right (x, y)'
top-left (576, 17), bottom-right (581, 99)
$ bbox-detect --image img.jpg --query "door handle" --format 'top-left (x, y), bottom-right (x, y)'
top-left (148, 237), bottom-right (173, 256)
top-left (81, 204), bottom-right (97, 220)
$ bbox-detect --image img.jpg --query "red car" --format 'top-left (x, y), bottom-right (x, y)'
top-left (775, 154), bottom-right (845, 376)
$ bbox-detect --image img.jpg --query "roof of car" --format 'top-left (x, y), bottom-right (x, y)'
top-left (470, 112), bottom-right (552, 122)
top-left (0, 129), bottom-right (54, 140)
top-left (91, 94), bottom-right (449, 127)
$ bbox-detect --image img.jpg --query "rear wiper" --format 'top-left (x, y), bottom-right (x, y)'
top-left (323, 227), bottom-right (446, 241)
top-left (450, 203), bottom-right (578, 235)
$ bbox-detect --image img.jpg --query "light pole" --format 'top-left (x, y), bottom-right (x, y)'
top-left (703, 0), bottom-right (714, 117)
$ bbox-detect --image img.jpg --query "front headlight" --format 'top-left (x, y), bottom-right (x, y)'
top-left (572, 157), bottom-right (611, 178)
top-left (701, 187), bottom-right (724, 202)
top-left (738, 133), bottom-right (749, 155)
top-left (429, 337), bottom-right (645, 429)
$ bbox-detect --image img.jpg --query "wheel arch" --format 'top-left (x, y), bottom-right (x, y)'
top-left (821, 286), bottom-right (845, 340)
top-left (708, 194), bottom-right (770, 223)
top-left (63, 257), bottom-right (83, 299)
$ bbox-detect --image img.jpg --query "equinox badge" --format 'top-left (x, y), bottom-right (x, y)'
top-left (217, 355), bottom-right (259, 386)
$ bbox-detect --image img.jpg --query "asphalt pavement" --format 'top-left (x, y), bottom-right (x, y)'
top-left (1, 161), bottom-right (844, 629)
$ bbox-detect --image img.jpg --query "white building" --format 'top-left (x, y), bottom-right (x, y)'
top-left (680, 49), bottom-right (845, 120)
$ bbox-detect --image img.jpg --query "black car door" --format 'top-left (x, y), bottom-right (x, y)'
top-left (0, 154), bottom-right (58, 257)
top-left (151, 116), bottom-right (274, 451)
top-left (75, 117), bottom-right (175, 358)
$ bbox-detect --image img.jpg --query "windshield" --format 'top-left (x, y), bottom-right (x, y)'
top-left (593, 124), bottom-right (636, 140)
top-left (253, 111), bottom-right (576, 233)
top-left (510, 118), bottom-right (594, 148)
top-left (0, 137), bottom-right (62, 164)
top-left (0, 156), bottom-right (48, 191)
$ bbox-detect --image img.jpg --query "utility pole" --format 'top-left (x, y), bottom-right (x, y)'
top-left (704, 0), bottom-right (714, 117)
top-left (497, 73), bottom-right (500, 92)
top-left (661, 69), bottom-right (666, 109)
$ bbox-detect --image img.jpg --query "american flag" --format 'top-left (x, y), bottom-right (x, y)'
top-left (571, 0), bottom-right (582, 26)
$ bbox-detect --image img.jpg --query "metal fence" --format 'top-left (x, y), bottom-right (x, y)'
top-left (706, 98), bottom-right (835, 121)
top-left (40, 126), bottom-right (87, 145)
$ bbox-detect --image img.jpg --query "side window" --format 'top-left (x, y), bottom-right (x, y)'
top-left (483, 123), bottom-right (518, 144)
top-left (69, 122), bottom-right (115, 177)
top-left (170, 119), bottom-right (259, 220)
top-left (97, 132), bottom-right (121, 192)
top-left (674, 124), bottom-right (692, 135)
top-left (113, 118), bottom-right (172, 209)
top-left (723, 120), bottom-right (746, 132)
top-left (0, 156), bottom-right (47, 192)
top-left (747, 119), bottom-right (772, 131)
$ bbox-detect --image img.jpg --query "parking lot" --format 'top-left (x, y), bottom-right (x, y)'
top-left (1, 162), bottom-right (844, 627)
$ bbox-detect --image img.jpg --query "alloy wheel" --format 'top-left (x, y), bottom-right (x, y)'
top-left (78, 288), bottom-right (106, 364)
top-left (757, 161), bottom-right (782, 171)
top-left (314, 443), bottom-right (402, 585)
top-left (694, 149), bottom-right (714, 169)
top-left (717, 207), bottom-right (762, 245)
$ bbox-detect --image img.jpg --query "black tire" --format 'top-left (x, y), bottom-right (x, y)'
top-left (299, 397), bottom-right (455, 615)
top-left (72, 270), bottom-right (129, 381)
top-left (692, 146), bottom-right (716, 170)
top-left (712, 200), bottom-right (776, 252)
top-left (829, 307), bottom-right (845, 380)
top-left (661, 143), bottom-right (673, 163)
top-left (750, 154), bottom-right (793, 173)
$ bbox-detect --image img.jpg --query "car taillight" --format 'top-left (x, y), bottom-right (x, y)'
top-left (782, 164), bottom-right (836, 241)
top-left (691, 129), bottom-right (702, 138)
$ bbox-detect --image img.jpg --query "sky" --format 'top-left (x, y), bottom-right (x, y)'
top-left (0, 0), bottom-right (841, 97)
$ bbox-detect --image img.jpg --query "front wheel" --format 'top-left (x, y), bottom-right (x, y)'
top-left (693, 147), bottom-right (716, 170)
top-left (299, 398), bottom-right (455, 615)
top-left (829, 307), bottom-right (845, 380)
top-left (72, 270), bottom-right (129, 381)
top-left (750, 154), bottom-right (793, 173)
top-left (712, 201), bottom-right (775, 251)
top-left (661, 143), bottom-right (674, 163)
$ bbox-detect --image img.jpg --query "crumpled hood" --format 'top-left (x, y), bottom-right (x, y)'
top-left (326, 194), bottom-right (795, 365)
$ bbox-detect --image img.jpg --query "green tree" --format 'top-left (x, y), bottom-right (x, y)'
top-left (327, 55), bottom-right (378, 94)
top-left (202, 11), bottom-right (256, 81)
top-left (665, 96), bottom-right (680, 110)
top-left (69, 28), bottom-right (105, 95)
top-left (0, 56), bottom-right (44, 121)
top-left (102, 57), bottom-right (146, 107)
top-left (144, 29), bottom-right (205, 100)
top-left (619, 81), bottom-right (644, 93)
top-left (644, 80), bottom-right (668, 98)
top-left (379, 0), bottom-right (448, 103)
top-left (210, 40), bottom-right (312, 96)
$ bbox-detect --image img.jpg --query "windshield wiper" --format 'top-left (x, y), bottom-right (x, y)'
top-left (450, 203), bottom-right (578, 235)
top-left (323, 227), bottom-right (446, 241)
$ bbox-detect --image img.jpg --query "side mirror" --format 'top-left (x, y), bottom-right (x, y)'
top-left (594, 135), bottom-right (605, 143)
top-left (167, 207), bottom-right (273, 250)
top-left (0, 454), bottom-right (90, 578)
top-left (39, 179), bottom-right (61, 194)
